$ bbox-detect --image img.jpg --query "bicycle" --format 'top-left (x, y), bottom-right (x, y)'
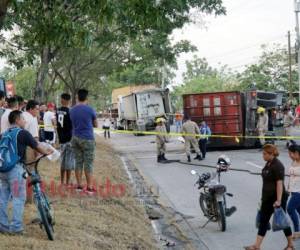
top-left (23, 155), bottom-right (55, 240)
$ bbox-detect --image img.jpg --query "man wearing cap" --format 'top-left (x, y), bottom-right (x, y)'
top-left (182, 116), bottom-right (202, 162)
top-left (155, 117), bottom-right (168, 163)
top-left (256, 107), bottom-right (268, 146)
top-left (43, 103), bottom-right (56, 144)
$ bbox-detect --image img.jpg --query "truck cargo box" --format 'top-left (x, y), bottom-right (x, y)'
top-left (118, 88), bottom-right (172, 132)
top-left (183, 91), bottom-right (244, 147)
top-left (136, 90), bottom-right (166, 119)
top-left (120, 94), bottom-right (136, 120)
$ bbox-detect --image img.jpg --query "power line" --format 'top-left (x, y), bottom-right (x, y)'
top-left (206, 34), bottom-right (291, 62)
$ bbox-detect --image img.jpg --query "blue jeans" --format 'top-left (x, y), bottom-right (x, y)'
top-left (175, 121), bottom-right (182, 133)
top-left (0, 163), bottom-right (26, 232)
top-left (287, 192), bottom-right (300, 232)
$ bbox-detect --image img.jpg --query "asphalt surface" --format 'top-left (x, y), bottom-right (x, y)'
top-left (100, 129), bottom-right (300, 250)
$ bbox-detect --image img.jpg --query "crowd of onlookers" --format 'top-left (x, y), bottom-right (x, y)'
top-left (0, 89), bottom-right (98, 235)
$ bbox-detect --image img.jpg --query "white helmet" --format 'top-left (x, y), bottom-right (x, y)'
top-left (217, 155), bottom-right (231, 166)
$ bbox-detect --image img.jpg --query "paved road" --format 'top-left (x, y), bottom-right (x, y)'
top-left (102, 130), bottom-right (300, 250)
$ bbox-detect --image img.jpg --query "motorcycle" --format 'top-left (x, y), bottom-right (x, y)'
top-left (191, 155), bottom-right (236, 232)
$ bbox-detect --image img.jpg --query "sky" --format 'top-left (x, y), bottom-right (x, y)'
top-left (172, 0), bottom-right (296, 84)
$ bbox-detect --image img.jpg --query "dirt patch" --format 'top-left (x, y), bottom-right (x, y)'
top-left (0, 138), bottom-right (157, 250)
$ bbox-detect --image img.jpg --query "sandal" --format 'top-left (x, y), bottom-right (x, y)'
top-left (244, 246), bottom-right (260, 250)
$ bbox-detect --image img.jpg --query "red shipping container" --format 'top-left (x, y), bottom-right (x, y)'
top-left (183, 91), bottom-right (244, 147)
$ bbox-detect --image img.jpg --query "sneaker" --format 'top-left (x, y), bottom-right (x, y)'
top-left (85, 187), bottom-right (97, 195)
top-left (75, 185), bottom-right (84, 192)
top-left (0, 224), bottom-right (9, 235)
top-left (194, 154), bottom-right (203, 161)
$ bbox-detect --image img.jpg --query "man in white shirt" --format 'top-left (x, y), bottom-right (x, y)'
top-left (23, 100), bottom-right (40, 140)
top-left (22, 100), bottom-right (40, 204)
top-left (1, 97), bottom-right (18, 133)
top-left (43, 102), bottom-right (56, 144)
top-left (103, 115), bottom-right (111, 139)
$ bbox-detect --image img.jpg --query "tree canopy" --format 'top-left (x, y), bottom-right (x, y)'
top-left (0, 0), bottom-right (225, 102)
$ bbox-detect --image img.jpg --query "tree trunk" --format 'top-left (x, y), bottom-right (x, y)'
top-left (0, 0), bottom-right (10, 30)
top-left (35, 47), bottom-right (50, 102)
top-left (71, 88), bottom-right (77, 106)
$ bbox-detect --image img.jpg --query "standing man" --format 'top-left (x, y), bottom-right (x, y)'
top-left (182, 115), bottom-right (202, 162)
top-left (257, 107), bottom-right (269, 146)
top-left (70, 89), bottom-right (98, 194)
top-left (56, 93), bottom-right (74, 186)
top-left (199, 121), bottom-right (211, 159)
top-left (23, 100), bottom-right (39, 140)
top-left (155, 118), bottom-right (168, 163)
top-left (103, 114), bottom-right (111, 139)
top-left (1, 97), bottom-right (18, 133)
top-left (23, 100), bottom-right (40, 168)
top-left (39, 103), bottom-right (47, 142)
top-left (175, 111), bottom-right (183, 133)
top-left (283, 107), bottom-right (295, 147)
top-left (43, 103), bottom-right (56, 144)
top-left (0, 110), bottom-right (52, 234)
top-left (15, 96), bottom-right (25, 111)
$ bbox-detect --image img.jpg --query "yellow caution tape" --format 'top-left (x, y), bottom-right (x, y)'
top-left (39, 124), bottom-right (300, 140)
top-left (93, 127), bottom-right (300, 140)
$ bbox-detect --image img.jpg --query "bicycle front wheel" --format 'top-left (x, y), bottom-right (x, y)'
top-left (217, 201), bottom-right (226, 232)
top-left (37, 200), bottom-right (54, 240)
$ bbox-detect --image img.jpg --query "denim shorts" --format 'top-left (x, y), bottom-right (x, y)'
top-left (60, 142), bottom-right (75, 171)
top-left (71, 136), bottom-right (95, 173)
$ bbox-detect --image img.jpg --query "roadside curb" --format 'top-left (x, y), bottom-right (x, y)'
top-left (119, 152), bottom-right (210, 250)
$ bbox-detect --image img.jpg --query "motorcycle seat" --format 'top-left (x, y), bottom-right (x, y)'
top-left (208, 184), bottom-right (226, 194)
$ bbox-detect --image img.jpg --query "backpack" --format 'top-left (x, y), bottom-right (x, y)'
top-left (0, 127), bottom-right (21, 172)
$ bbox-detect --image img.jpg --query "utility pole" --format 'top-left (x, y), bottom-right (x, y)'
top-left (294, 0), bottom-right (300, 103)
top-left (288, 31), bottom-right (293, 100)
top-left (161, 59), bottom-right (166, 89)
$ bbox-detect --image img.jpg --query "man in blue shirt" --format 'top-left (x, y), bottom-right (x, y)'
top-left (70, 89), bottom-right (98, 194)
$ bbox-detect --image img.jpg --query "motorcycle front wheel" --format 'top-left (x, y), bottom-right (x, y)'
top-left (217, 201), bottom-right (226, 232)
top-left (199, 193), bottom-right (209, 217)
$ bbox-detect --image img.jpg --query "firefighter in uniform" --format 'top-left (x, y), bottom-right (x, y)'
top-left (182, 116), bottom-right (202, 162)
top-left (156, 117), bottom-right (168, 163)
top-left (256, 107), bottom-right (269, 146)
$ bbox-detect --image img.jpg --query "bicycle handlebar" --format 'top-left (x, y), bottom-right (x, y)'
top-left (23, 154), bottom-right (47, 166)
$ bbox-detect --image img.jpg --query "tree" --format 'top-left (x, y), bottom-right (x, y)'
top-left (183, 56), bottom-right (218, 81)
top-left (0, 0), bottom-right (10, 29)
top-left (172, 55), bottom-right (239, 110)
top-left (1, 0), bottom-right (225, 102)
top-left (238, 45), bottom-right (298, 93)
